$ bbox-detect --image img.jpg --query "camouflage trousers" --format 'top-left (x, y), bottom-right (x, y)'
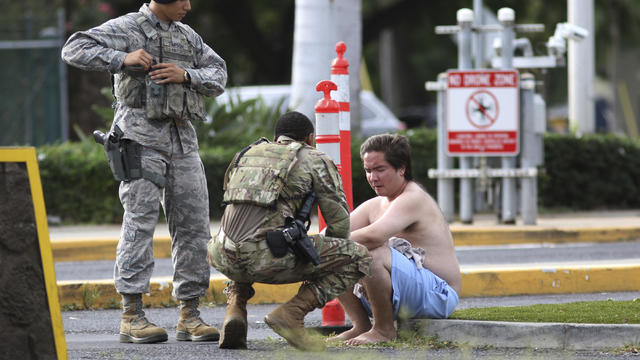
top-left (207, 229), bottom-right (372, 306)
top-left (115, 126), bottom-right (211, 300)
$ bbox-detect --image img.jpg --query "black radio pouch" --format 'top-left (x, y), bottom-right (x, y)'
top-left (266, 230), bottom-right (290, 258)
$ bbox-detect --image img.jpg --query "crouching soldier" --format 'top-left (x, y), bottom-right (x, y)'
top-left (208, 111), bottom-right (372, 351)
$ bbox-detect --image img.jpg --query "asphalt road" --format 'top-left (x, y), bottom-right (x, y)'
top-left (65, 339), bottom-right (640, 360)
top-left (63, 292), bottom-right (640, 360)
top-left (54, 239), bottom-right (640, 281)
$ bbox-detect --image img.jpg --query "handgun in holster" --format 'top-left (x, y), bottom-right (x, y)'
top-left (266, 192), bottom-right (322, 266)
top-left (93, 125), bottom-right (142, 182)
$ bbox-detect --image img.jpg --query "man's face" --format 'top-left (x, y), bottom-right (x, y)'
top-left (155, 0), bottom-right (191, 22)
top-left (362, 151), bottom-right (405, 197)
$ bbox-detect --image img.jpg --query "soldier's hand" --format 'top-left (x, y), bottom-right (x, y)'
top-left (123, 49), bottom-right (153, 71)
top-left (150, 63), bottom-right (186, 84)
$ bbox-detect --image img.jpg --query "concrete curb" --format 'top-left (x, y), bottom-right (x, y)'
top-left (50, 226), bottom-right (640, 263)
top-left (417, 319), bottom-right (640, 350)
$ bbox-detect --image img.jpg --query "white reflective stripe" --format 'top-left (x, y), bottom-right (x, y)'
top-left (315, 112), bottom-right (340, 135)
top-left (339, 111), bottom-right (351, 131)
top-left (330, 74), bottom-right (350, 102)
top-left (317, 143), bottom-right (341, 165)
top-left (330, 74), bottom-right (350, 131)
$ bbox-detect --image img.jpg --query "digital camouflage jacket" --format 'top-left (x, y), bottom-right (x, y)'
top-left (61, 3), bottom-right (227, 154)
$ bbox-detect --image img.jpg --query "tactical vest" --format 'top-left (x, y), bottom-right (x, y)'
top-left (113, 14), bottom-right (207, 122)
top-left (223, 139), bottom-right (304, 208)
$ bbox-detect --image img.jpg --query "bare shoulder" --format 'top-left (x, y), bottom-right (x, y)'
top-left (399, 182), bottom-right (435, 206)
top-left (398, 182), bottom-right (442, 217)
top-left (354, 195), bottom-right (383, 214)
top-left (350, 195), bottom-right (383, 230)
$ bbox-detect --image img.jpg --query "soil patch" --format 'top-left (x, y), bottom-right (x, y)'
top-left (0, 162), bottom-right (57, 359)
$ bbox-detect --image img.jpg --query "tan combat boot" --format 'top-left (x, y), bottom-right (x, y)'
top-left (119, 294), bottom-right (168, 344)
top-left (264, 286), bottom-right (324, 351)
top-left (219, 284), bottom-right (255, 349)
top-left (176, 298), bottom-right (220, 342)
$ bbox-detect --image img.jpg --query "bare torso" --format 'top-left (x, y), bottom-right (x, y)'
top-left (336, 145), bottom-right (459, 345)
top-left (358, 182), bottom-right (461, 293)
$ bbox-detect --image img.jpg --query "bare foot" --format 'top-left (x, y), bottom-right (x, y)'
top-left (344, 328), bottom-right (396, 346)
top-left (326, 326), bottom-right (371, 342)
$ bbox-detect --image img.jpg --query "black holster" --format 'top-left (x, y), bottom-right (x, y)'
top-left (93, 126), bottom-right (142, 182)
top-left (266, 217), bottom-right (321, 266)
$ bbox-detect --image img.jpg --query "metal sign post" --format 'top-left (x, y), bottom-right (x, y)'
top-left (520, 73), bottom-right (538, 224)
top-left (426, 6), bottom-right (552, 225)
top-left (498, 8), bottom-right (517, 224)
top-left (430, 73), bottom-right (454, 222)
top-left (457, 9), bottom-right (474, 224)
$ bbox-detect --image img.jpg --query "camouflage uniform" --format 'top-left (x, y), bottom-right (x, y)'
top-left (208, 136), bottom-right (371, 306)
top-left (62, 4), bottom-right (226, 300)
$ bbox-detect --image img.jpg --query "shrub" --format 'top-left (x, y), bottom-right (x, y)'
top-left (539, 133), bottom-right (640, 209)
top-left (199, 146), bottom-right (238, 219)
top-left (351, 130), bottom-right (640, 211)
top-left (196, 95), bottom-right (286, 150)
top-left (38, 138), bottom-right (121, 223)
top-left (37, 130), bottom-right (640, 224)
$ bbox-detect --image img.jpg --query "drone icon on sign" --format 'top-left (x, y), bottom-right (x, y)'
top-left (465, 89), bottom-right (499, 129)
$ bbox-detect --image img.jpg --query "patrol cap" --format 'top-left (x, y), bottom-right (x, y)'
top-left (153, 0), bottom-right (177, 3)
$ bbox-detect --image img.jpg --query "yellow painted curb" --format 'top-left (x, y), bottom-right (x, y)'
top-left (460, 263), bottom-right (640, 297)
top-left (451, 226), bottom-right (640, 246)
top-left (57, 264), bottom-right (640, 310)
top-left (57, 275), bottom-right (301, 310)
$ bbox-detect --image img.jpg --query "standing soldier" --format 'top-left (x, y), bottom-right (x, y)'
top-left (61, 0), bottom-right (226, 344)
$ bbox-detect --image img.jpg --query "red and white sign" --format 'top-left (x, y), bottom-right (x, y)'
top-left (446, 70), bottom-right (519, 156)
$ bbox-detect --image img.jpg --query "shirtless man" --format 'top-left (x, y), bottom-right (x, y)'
top-left (331, 133), bottom-right (461, 345)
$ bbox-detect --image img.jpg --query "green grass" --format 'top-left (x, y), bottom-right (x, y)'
top-left (450, 299), bottom-right (640, 324)
top-left (326, 327), bottom-right (456, 350)
top-left (615, 344), bottom-right (640, 354)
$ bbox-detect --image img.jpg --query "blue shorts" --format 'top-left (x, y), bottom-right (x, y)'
top-left (360, 247), bottom-right (458, 319)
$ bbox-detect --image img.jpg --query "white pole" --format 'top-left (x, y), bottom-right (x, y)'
top-left (457, 8), bottom-right (474, 224)
top-left (291, 0), bottom-right (335, 119)
top-left (498, 7), bottom-right (517, 224)
top-left (334, 0), bottom-right (362, 137)
top-left (291, 0), bottom-right (361, 131)
top-left (568, 0), bottom-right (595, 134)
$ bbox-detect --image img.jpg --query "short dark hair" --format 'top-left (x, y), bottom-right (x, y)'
top-left (360, 134), bottom-right (413, 181)
top-left (274, 111), bottom-right (315, 141)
